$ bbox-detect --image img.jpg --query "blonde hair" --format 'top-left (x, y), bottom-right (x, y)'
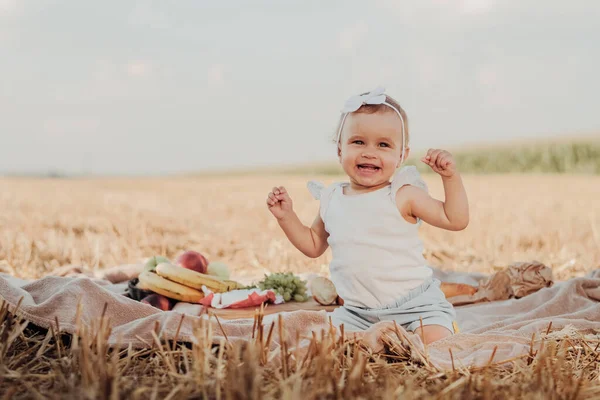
top-left (333, 93), bottom-right (410, 144)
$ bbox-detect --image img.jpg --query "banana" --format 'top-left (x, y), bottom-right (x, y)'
top-left (155, 263), bottom-right (238, 293)
top-left (136, 278), bottom-right (151, 291)
top-left (223, 280), bottom-right (244, 290)
top-left (138, 271), bottom-right (205, 303)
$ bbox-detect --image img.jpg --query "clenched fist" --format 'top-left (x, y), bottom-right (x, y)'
top-left (266, 186), bottom-right (294, 220)
top-left (421, 149), bottom-right (457, 178)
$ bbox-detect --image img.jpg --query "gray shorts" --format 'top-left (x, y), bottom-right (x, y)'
top-left (327, 278), bottom-right (456, 333)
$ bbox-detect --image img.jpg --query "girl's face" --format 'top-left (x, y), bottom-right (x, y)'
top-left (338, 111), bottom-right (408, 192)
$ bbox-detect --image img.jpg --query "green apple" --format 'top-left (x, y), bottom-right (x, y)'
top-left (144, 255), bottom-right (171, 272)
top-left (206, 261), bottom-right (230, 280)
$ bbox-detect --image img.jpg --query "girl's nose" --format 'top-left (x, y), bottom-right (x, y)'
top-left (361, 151), bottom-right (376, 158)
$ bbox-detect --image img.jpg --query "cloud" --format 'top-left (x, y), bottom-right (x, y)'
top-left (459, 0), bottom-right (496, 15)
top-left (128, 2), bottom-right (170, 29)
top-left (0, 0), bottom-right (19, 16)
top-left (127, 61), bottom-right (152, 77)
top-left (375, 0), bottom-right (496, 20)
top-left (475, 63), bottom-right (511, 107)
top-left (42, 116), bottom-right (100, 139)
top-left (51, 59), bottom-right (157, 105)
top-left (207, 63), bottom-right (225, 85)
top-left (338, 21), bottom-right (369, 51)
top-left (92, 59), bottom-right (118, 80)
top-left (476, 64), bottom-right (498, 87)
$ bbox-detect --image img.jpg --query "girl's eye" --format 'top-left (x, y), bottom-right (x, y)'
top-left (379, 142), bottom-right (390, 148)
top-left (352, 140), bottom-right (364, 145)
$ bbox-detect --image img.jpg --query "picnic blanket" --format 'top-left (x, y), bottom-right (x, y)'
top-left (1, 264), bottom-right (599, 370)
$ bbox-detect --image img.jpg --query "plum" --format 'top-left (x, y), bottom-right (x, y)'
top-left (140, 293), bottom-right (173, 311)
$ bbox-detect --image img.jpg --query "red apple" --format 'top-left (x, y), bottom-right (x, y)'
top-left (176, 250), bottom-right (208, 274)
top-left (141, 294), bottom-right (173, 311)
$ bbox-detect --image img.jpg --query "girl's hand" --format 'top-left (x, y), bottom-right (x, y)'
top-left (266, 186), bottom-right (294, 220)
top-left (421, 149), bottom-right (457, 178)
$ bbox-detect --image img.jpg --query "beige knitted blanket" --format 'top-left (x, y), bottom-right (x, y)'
top-left (1, 265), bottom-right (598, 370)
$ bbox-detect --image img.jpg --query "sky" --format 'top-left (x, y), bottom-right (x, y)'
top-left (1, 0), bottom-right (599, 175)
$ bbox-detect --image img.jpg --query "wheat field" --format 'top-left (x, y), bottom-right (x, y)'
top-left (1, 173), bottom-right (599, 281)
top-left (1, 173), bottom-right (600, 398)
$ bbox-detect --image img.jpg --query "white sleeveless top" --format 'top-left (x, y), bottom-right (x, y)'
top-left (307, 166), bottom-right (433, 309)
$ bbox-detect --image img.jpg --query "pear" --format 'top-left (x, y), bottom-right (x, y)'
top-left (206, 261), bottom-right (231, 280)
top-left (144, 255), bottom-right (171, 273)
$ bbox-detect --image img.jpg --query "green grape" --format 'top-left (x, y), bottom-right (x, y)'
top-left (255, 272), bottom-right (312, 301)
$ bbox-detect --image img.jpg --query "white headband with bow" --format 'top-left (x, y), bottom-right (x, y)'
top-left (336, 86), bottom-right (407, 164)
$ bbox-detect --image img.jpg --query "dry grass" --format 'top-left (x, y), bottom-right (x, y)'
top-left (1, 174), bottom-right (598, 281)
top-left (1, 299), bottom-right (600, 399)
top-left (1, 173), bottom-right (600, 398)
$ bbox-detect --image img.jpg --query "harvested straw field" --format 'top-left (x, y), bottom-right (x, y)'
top-left (1, 172), bottom-right (600, 398)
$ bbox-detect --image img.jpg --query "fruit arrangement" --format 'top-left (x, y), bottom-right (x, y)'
top-left (132, 250), bottom-right (243, 310)
top-left (131, 250), bottom-right (344, 311)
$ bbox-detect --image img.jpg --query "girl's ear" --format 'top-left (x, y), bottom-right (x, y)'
top-left (397, 146), bottom-right (411, 167)
top-left (337, 143), bottom-right (342, 162)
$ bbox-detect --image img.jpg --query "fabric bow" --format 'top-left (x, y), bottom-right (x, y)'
top-left (341, 86), bottom-right (387, 113)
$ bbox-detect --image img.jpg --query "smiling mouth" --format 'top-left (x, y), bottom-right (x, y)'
top-left (357, 164), bottom-right (381, 171)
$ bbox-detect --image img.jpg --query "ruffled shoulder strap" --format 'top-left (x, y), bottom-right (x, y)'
top-left (390, 166), bottom-right (428, 196)
top-left (307, 180), bottom-right (325, 200)
top-left (306, 180), bottom-right (342, 222)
